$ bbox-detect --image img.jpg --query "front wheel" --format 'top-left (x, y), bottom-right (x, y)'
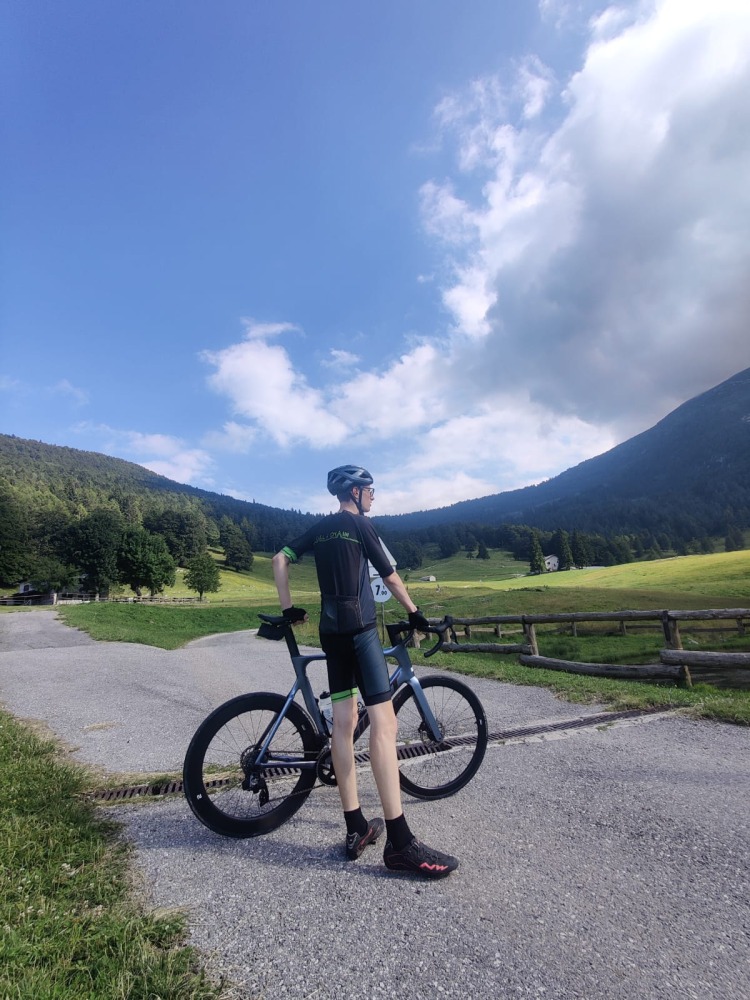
top-left (393, 675), bottom-right (488, 800)
top-left (183, 692), bottom-right (320, 838)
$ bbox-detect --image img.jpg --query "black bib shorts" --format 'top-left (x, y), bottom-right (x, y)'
top-left (320, 627), bottom-right (392, 707)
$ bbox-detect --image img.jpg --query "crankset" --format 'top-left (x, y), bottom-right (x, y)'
top-left (316, 747), bottom-right (337, 786)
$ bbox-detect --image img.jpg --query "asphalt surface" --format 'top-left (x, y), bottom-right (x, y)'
top-left (1, 609), bottom-right (749, 1000)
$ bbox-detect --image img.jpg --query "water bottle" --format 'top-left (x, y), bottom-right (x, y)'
top-left (318, 691), bottom-right (333, 735)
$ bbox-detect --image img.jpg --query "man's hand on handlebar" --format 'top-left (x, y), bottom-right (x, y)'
top-left (408, 608), bottom-right (431, 631)
top-left (282, 606), bottom-right (308, 624)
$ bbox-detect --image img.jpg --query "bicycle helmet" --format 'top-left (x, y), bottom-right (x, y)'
top-left (327, 465), bottom-right (374, 496)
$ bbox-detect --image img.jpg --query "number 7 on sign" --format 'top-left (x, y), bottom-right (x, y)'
top-left (371, 577), bottom-right (392, 603)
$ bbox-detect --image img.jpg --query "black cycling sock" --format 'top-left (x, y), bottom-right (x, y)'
top-left (385, 814), bottom-right (413, 851)
top-left (344, 808), bottom-right (368, 837)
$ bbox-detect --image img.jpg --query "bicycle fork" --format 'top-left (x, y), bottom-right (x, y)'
top-left (353, 675), bottom-right (444, 744)
top-left (399, 676), bottom-right (444, 742)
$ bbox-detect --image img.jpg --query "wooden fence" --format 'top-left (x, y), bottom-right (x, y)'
top-left (422, 608), bottom-right (750, 688)
top-left (0, 593), bottom-right (205, 606)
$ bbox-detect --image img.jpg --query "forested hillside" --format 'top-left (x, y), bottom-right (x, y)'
top-left (378, 368), bottom-right (750, 544)
top-left (2, 366), bottom-right (747, 592)
top-left (0, 435), bottom-right (317, 589)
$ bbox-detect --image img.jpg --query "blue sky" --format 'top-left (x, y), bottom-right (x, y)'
top-left (2, 0), bottom-right (749, 516)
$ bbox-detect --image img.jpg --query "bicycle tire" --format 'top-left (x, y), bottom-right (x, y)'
top-left (183, 692), bottom-right (320, 838)
top-left (393, 675), bottom-right (488, 800)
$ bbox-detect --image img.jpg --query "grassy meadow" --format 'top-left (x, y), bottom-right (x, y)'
top-left (55, 547), bottom-right (750, 725)
top-left (0, 710), bottom-right (220, 999)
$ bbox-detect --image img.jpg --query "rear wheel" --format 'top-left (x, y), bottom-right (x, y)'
top-left (183, 692), bottom-right (319, 838)
top-left (394, 676), bottom-right (487, 799)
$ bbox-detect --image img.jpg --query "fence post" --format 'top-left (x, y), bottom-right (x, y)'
top-left (660, 611), bottom-right (672, 647)
top-left (522, 619), bottom-right (539, 656)
top-left (670, 617), bottom-right (683, 650)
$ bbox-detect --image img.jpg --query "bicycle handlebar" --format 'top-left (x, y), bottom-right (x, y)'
top-left (258, 612), bottom-right (457, 658)
top-left (385, 617), bottom-right (457, 658)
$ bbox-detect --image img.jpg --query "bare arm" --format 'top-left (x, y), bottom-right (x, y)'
top-left (272, 550), bottom-right (293, 611)
top-left (382, 570), bottom-right (418, 615)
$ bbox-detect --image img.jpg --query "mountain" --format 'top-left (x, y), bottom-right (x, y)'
top-left (0, 434), bottom-right (318, 557)
top-left (375, 367), bottom-right (750, 539)
top-left (1, 368), bottom-right (748, 563)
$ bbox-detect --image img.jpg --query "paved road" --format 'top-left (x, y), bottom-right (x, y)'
top-left (1, 609), bottom-right (749, 1000)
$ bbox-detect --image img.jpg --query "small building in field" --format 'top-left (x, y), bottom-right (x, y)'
top-left (544, 555), bottom-right (559, 572)
top-left (419, 575), bottom-right (437, 582)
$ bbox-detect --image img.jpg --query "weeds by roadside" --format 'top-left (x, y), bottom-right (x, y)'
top-left (0, 709), bottom-right (222, 1000)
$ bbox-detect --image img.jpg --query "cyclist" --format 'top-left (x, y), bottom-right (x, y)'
top-left (272, 465), bottom-right (459, 878)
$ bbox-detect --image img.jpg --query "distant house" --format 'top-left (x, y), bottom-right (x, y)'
top-left (3, 583), bottom-right (55, 606)
top-left (5, 578), bottom-right (93, 606)
top-left (544, 555), bottom-right (559, 572)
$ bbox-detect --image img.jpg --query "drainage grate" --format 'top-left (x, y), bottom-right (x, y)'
top-left (487, 707), bottom-right (665, 744)
top-left (89, 779), bottom-right (185, 802)
top-left (86, 708), bottom-right (664, 802)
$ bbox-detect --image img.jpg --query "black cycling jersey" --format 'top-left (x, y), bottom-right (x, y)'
top-left (283, 511), bottom-right (393, 635)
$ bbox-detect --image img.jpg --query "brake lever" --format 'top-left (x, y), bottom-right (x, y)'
top-left (422, 618), bottom-right (455, 658)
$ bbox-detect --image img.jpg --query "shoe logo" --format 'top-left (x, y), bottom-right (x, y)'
top-left (420, 862), bottom-right (448, 871)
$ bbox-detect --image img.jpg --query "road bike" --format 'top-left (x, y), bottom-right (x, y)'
top-left (183, 615), bottom-right (488, 838)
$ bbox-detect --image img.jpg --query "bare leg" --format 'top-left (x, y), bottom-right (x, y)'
top-left (366, 700), bottom-right (403, 821)
top-left (330, 697), bottom-right (359, 812)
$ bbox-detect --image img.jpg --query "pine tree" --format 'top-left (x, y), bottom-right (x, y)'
top-left (551, 528), bottom-right (573, 571)
top-left (529, 530), bottom-right (546, 575)
top-left (571, 530), bottom-right (592, 569)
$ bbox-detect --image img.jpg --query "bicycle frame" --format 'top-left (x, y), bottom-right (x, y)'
top-left (252, 621), bottom-right (444, 772)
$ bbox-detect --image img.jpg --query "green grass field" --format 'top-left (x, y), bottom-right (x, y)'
top-left (0, 711), bottom-right (220, 999)
top-left (113, 546), bottom-right (750, 605)
top-left (56, 548), bottom-right (750, 725)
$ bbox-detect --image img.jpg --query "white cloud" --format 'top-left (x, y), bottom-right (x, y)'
top-left (322, 349), bottom-right (361, 370)
top-left (423, 0), bottom-right (750, 436)
top-left (362, 395), bottom-right (616, 515)
top-left (140, 450), bottom-right (215, 485)
top-left (72, 423), bottom-right (216, 488)
top-left (331, 343), bottom-right (451, 437)
top-left (441, 266), bottom-right (496, 339)
top-left (201, 421), bottom-right (258, 453)
top-left (240, 319), bottom-right (300, 340)
top-left (420, 181), bottom-right (477, 245)
top-left (197, 1), bottom-right (750, 514)
top-left (202, 336), bottom-right (349, 448)
top-left (516, 56), bottom-right (555, 120)
top-left (52, 379), bottom-right (89, 407)
top-left (0, 375), bottom-right (89, 407)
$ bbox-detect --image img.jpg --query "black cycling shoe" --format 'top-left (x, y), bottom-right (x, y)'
top-left (346, 817), bottom-right (385, 860)
top-left (383, 838), bottom-right (459, 878)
